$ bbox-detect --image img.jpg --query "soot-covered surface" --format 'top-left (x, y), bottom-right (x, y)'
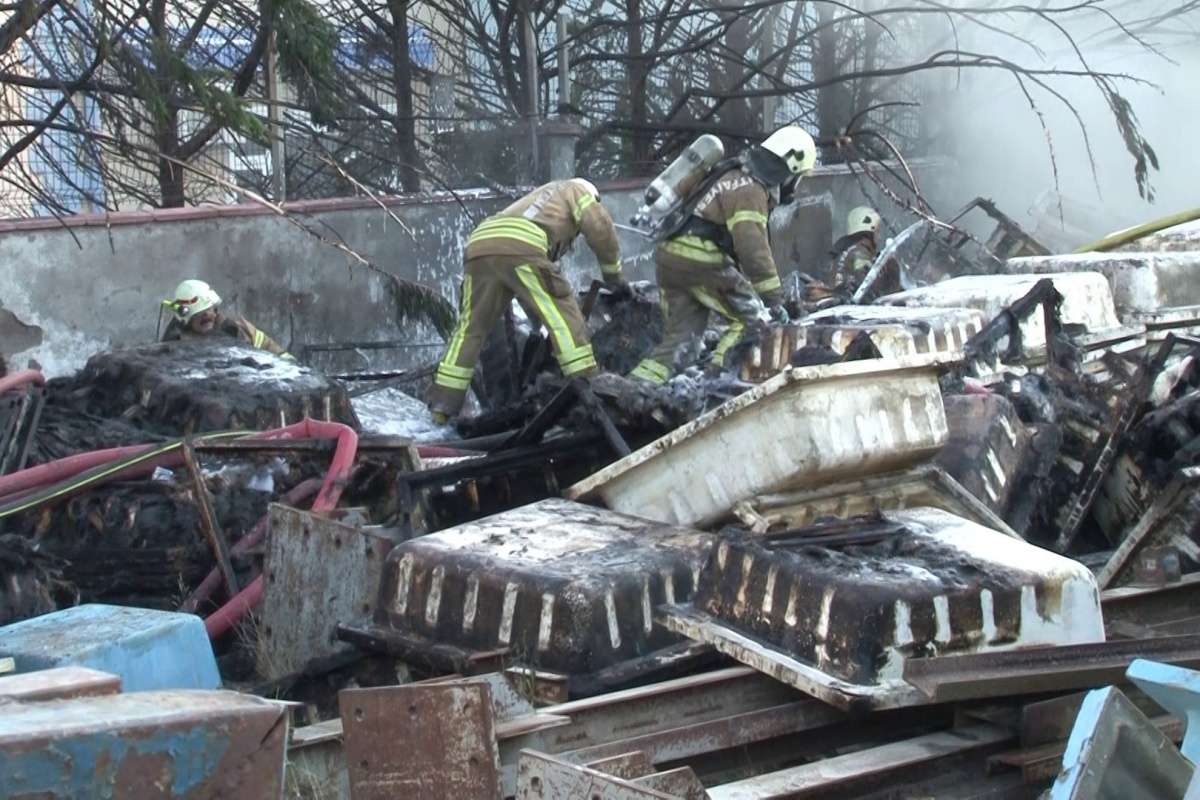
top-left (373, 498), bottom-right (714, 674)
top-left (693, 508), bottom-right (1103, 685)
top-left (65, 340), bottom-right (358, 433)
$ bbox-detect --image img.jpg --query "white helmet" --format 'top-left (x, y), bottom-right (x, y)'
top-left (166, 279), bottom-right (221, 322)
top-left (847, 206), bottom-right (881, 237)
top-left (572, 178), bottom-right (600, 199)
top-left (760, 126), bottom-right (817, 176)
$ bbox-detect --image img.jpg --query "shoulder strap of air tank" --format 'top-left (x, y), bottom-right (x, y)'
top-left (654, 156), bottom-right (745, 243)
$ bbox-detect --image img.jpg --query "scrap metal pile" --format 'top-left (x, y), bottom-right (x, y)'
top-left (6, 219), bottom-right (1200, 797)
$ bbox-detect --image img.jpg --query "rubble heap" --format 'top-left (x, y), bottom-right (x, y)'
top-left (9, 219), bottom-right (1200, 798)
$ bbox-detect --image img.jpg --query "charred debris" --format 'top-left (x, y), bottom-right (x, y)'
top-left (6, 217), bottom-right (1200, 798)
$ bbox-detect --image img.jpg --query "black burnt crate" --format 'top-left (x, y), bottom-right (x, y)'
top-left (691, 508), bottom-right (1104, 686)
top-left (374, 499), bottom-right (714, 674)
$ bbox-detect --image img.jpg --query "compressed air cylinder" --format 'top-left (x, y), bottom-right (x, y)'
top-left (631, 134), bottom-right (725, 235)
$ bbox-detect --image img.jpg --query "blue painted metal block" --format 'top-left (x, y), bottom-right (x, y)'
top-left (1050, 685), bottom-right (1193, 799)
top-left (1128, 658), bottom-right (1200, 764)
top-left (0, 689), bottom-right (288, 798)
top-left (0, 604), bottom-right (220, 691)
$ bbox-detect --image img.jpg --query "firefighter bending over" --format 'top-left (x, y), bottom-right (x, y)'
top-left (426, 178), bottom-right (625, 423)
top-left (161, 279), bottom-right (291, 358)
top-left (630, 126), bottom-right (817, 384)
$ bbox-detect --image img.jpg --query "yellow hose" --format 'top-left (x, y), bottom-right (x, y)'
top-left (1074, 208), bottom-right (1200, 253)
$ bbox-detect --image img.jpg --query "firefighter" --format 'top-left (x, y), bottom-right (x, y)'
top-left (161, 279), bottom-right (291, 358)
top-left (828, 206), bottom-right (887, 300)
top-left (426, 178), bottom-right (625, 422)
top-left (629, 125), bottom-right (817, 384)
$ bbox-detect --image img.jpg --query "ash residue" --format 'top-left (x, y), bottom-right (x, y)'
top-left (718, 518), bottom-right (1029, 595)
top-left (60, 340), bottom-right (359, 433)
top-left (589, 282), bottom-right (664, 374)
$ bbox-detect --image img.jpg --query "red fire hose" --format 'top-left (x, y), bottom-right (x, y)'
top-left (0, 369), bottom-right (45, 395)
top-left (0, 415), bottom-right (457, 638)
top-left (203, 419), bottom-right (360, 639)
top-left (0, 444), bottom-right (159, 504)
top-left (180, 477), bottom-right (323, 614)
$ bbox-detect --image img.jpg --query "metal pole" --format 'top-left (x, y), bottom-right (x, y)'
top-left (524, 7), bottom-right (540, 179)
top-left (267, 31), bottom-right (286, 202)
top-left (557, 12), bottom-right (570, 112)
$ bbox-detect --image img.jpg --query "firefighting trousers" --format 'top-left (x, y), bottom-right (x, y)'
top-left (427, 253), bottom-right (598, 416)
top-left (630, 238), bottom-right (764, 384)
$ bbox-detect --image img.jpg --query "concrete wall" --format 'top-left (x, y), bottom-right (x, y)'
top-left (0, 159), bottom-right (949, 376)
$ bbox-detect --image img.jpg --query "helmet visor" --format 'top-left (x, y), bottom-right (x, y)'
top-left (747, 147), bottom-right (793, 188)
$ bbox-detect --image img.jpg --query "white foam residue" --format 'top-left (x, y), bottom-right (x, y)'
top-left (351, 387), bottom-right (457, 442)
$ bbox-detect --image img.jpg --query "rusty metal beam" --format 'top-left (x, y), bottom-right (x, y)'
top-left (337, 622), bottom-right (509, 675)
top-left (1102, 572), bottom-right (1200, 630)
top-left (705, 723), bottom-right (1013, 800)
top-left (903, 635), bottom-right (1200, 703)
top-left (498, 666), bottom-right (803, 794)
top-left (560, 700), bottom-right (844, 766)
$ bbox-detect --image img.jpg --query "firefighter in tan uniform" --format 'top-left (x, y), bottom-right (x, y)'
top-left (829, 206), bottom-right (889, 300)
top-left (161, 279), bottom-right (291, 358)
top-left (630, 126), bottom-right (818, 384)
top-left (427, 178), bottom-right (625, 421)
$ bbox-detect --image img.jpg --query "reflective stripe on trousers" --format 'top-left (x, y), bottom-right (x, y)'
top-left (434, 274), bottom-right (475, 390)
top-left (513, 265), bottom-right (596, 375)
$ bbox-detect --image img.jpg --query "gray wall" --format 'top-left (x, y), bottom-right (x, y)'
top-left (0, 160), bottom-right (948, 376)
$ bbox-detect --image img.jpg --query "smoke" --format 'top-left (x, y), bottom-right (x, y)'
top-left (919, 2), bottom-right (1200, 246)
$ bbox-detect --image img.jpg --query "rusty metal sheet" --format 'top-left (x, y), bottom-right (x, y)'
top-left (429, 671), bottom-right (539, 723)
top-left (339, 683), bottom-right (501, 799)
top-left (0, 667), bottom-right (120, 703)
top-left (0, 689), bottom-right (288, 798)
top-left (517, 750), bottom-right (678, 799)
top-left (258, 504), bottom-right (400, 681)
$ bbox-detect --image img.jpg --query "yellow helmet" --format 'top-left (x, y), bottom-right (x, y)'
top-left (165, 279), bottom-right (221, 322)
top-left (847, 206), bottom-right (881, 237)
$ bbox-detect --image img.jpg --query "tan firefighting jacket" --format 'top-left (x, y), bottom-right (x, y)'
top-left (669, 167), bottom-right (783, 304)
top-left (465, 180), bottom-right (622, 277)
